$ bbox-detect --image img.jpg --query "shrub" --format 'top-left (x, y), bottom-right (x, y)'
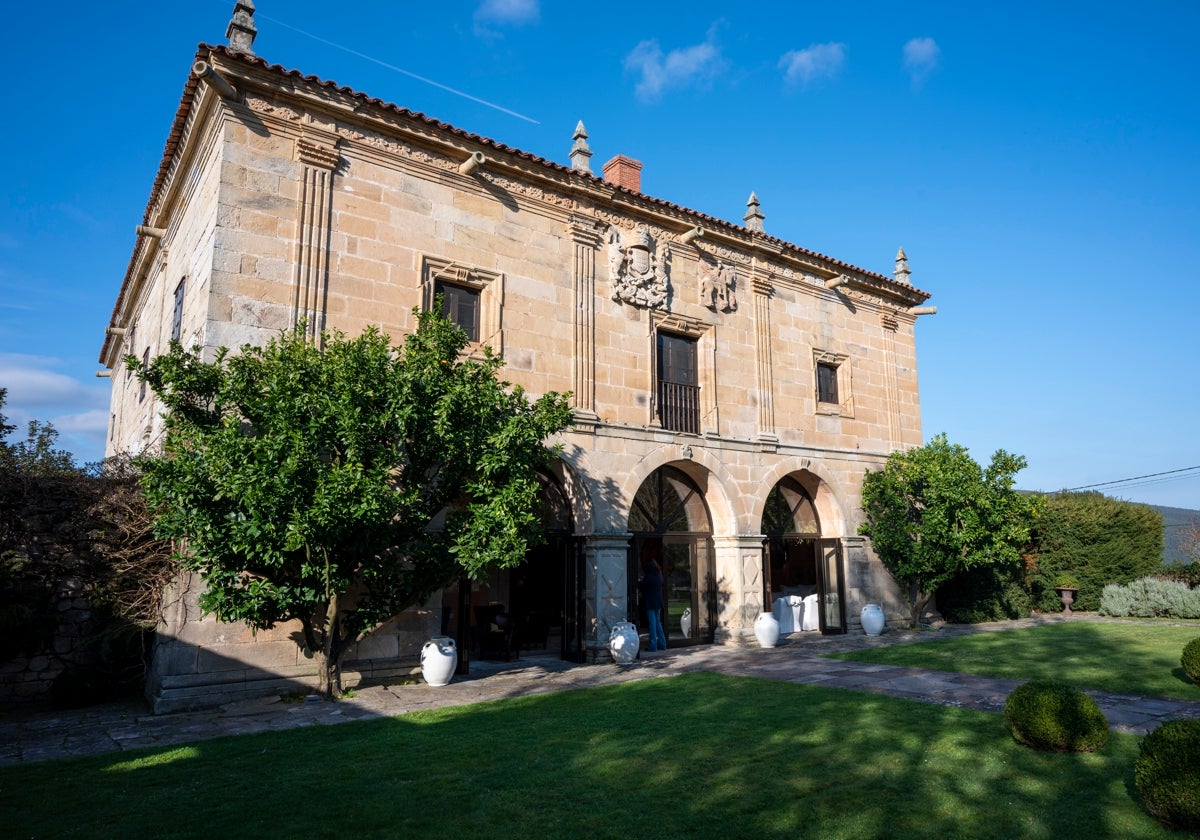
top-left (1003, 680), bottom-right (1109, 753)
top-left (1159, 561), bottom-right (1200, 588)
top-left (1135, 719), bottom-right (1200, 833)
top-left (1099, 576), bottom-right (1200, 619)
top-left (1028, 491), bottom-right (1163, 612)
top-left (1099, 582), bottom-right (1134, 617)
top-left (1183, 638), bottom-right (1200, 685)
top-left (936, 562), bottom-right (1032, 623)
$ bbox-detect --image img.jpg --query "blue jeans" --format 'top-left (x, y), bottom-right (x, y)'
top-left (646, 608), bottom-right (668, 651)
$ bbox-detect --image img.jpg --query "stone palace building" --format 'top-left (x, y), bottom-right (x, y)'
top-left (100, 4), bottom-right (935, 711)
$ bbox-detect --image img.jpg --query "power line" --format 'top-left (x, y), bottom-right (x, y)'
top-left (1054, 465), bottom-right (1200, 494)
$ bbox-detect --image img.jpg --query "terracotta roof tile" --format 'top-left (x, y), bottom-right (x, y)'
top-left (104, 43), bottom-right (928, 361)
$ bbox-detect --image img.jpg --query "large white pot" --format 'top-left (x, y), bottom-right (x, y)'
top-left (609, 620), bottom-right (640, 665)
top-left (420, 635), bottom-right (457, 686)
top-left (861, 604), bottom-right (885, 637)
top-left (754, 611), bottom-right (781, 648)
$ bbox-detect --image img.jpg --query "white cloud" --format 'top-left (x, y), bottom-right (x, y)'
top-left (0, 354), bottom-right (112, 464)
top-left (49, 408), bottom-right (109, 435)
top-left (624, 26), bottom-right (726, 103)
top-left (474, 0), bottom-right (539, 35)
top-left (779, 42), bottom-right (847, 87)
top-left (903, 36), bottom-right (941, 87)
top-left (0, 354), bottom-right (89, 409)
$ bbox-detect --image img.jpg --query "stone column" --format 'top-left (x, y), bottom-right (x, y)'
top-left (569, 215), bottom-right (603, 425)
top-left (583, 533), bottom-right (631, 661)
top-left (751, 275), bottom-right (777, 443)
top-left (712, 535), bottom-right (768, 647)
top-left (291, 131), bottom-right (340, 341)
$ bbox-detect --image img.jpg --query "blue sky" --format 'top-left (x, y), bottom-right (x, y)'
top-left (1, 1), bottom-right (1197, 508)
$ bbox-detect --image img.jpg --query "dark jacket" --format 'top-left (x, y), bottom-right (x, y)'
top-left (640, 570), bottom-right (664, 611)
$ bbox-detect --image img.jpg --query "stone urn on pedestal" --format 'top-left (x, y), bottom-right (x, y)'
top-left (1053, 575), bottom-right (1080, 614)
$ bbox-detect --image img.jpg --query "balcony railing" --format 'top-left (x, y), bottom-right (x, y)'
top-left (657, 380), bottom-right (700, 434)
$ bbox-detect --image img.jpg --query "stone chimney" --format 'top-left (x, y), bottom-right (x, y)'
top-left (602, 155), bottom-right (642, 192)
top-left (226, 0), bottom-right (258, 56)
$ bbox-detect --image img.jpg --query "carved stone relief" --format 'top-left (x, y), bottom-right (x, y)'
top-left (483, 172), bottom-right (575, 209)
top-left (705, 242), bottom-right (753, 267)
top-left (605, 225), bottom-right (670, 309)
top-left (244, 94), bottom-right (302, 122)
top-left (700, 260), bottom-right (738, 313)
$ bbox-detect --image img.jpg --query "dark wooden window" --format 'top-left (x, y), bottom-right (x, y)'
top-left (171, 277), bottom-right (186, 342)
top-left (436, 281), bottom-right (480, 342)
top-left (657, 332), bottom-right (699, 434)
top-left (817, 362), bottom-right (839, 405)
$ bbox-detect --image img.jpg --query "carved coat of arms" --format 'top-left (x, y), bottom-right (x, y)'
top-left (700, 261), bottom-right (738, 313)
top-left (606, 225), bottom-right (669, 309)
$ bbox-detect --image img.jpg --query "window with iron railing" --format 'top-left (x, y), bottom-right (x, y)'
top-left (656, 332), bottom-right (699, 434)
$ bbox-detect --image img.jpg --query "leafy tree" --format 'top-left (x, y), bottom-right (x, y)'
top-left (0, 388), bottom-right (14, 443)
top-left (130, 313), bottom-right (572, 697)
top-left (0, 389), bottom-right (76, 476)
top-left (1027, 491), bottom-right (1163, 611)
top-left (859, 434), bottom-right (1040, 627)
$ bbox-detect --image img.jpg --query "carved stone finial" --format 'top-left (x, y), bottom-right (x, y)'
top-left (570, 120), bottom-right (593, 174)
top-left (226, 0), bottom-right (257, 56)
top-left (744, 191), bottom-right (765, 233)
top-left (894, 246), bottom-right (912, 285)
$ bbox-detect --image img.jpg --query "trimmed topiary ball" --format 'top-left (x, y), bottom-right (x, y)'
top-left (1182, 637), bottom-right (1200, 685)
top-left (1003, 679), bottom-right (1109, 753)
top-left (1135, 719), bottom-right (1200, 833)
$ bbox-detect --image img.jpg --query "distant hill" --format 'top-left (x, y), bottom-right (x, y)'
top-left (1150, 504), bottom-right (1198, 564)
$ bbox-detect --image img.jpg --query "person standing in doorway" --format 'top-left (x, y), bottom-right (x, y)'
top-left (640, 559), bottom-right (668, 652)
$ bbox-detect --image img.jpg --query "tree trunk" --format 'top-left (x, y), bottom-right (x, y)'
top-left (315, 593), bottom-right (344, 700)
top-left (905, 582), bottom-right (933, 628)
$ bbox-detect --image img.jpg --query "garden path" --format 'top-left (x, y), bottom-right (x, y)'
top-left (3, 615), bottom-right (1198, 766)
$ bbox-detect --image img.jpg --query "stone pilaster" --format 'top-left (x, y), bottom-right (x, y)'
top-left (712, 535), bottom-right (768, 647)
top-left (881, 312), bottom-right (900, 448)
top-left (583, 533), bottom-right (631, 661)
top-left (569, 215), bottom-right (603, 423)
top-left (291, 131), bottom-right (340, 340)
top-left (751, 275), bottom-right (777, 441)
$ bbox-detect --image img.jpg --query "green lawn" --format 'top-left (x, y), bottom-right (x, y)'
top-left (832, 621), bottom-right (1200, 699)
top-left (0, 673), bottom-right (1175, 839)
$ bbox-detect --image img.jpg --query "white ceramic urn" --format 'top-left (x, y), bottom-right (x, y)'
top-left (861, 604), bottom-right (885, 637)
top-left (420, 635), bottom-right (457, 686)
top-left (754, 611), bottom-right (781, 648)
top-left (609, 620), bottom-right (640, 665)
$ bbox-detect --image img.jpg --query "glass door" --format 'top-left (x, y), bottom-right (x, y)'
top-left (816, 537), bottom-right (846, 634)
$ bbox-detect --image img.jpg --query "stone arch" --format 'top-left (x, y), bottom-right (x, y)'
top-left (621, 443), bottom-right (738, 537)
top-left (543, 448), bottom-right (593, 535)
top-left (754, 457), bottom-right (850, 538)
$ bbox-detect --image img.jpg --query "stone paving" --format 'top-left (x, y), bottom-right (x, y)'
top-left (3, 616), bottom-right (1199, 767)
